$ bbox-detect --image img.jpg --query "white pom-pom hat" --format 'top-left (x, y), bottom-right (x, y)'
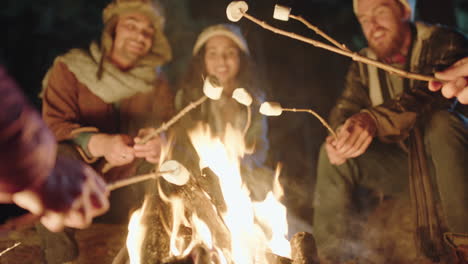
top-left (192, 24), bottom-right (250, 55)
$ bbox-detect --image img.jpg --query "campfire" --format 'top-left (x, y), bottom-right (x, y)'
top-left (112, 122), bottom-right (319, 264)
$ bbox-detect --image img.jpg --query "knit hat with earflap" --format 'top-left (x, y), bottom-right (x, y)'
top-left (192, 24), bottom-right (250, 55)
top-left (353, 0), bottom-right (416, 21)
top-left (100, 0), bottom-right (172, 69)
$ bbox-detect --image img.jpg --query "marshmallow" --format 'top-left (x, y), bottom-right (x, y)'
top-left (159, 160), bottom-right (190, 186)
top-left (232, 88), bottom-right (253, 106)
top-left (259, 102), bottom-right (283, 116)
top-left (203, 76), bottom-right (223, 100)
top-left (226, 1), bottom-right (249, 22)
top-left (273, 4), bottom-right (291, 21)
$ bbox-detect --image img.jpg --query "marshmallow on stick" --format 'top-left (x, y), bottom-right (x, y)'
top-left (203, 75), bottom-right (224, 100)
top-left (138, 77), bottom-right (224, 144)
top-left (226, 1), bottom-right (248, 22)
top-left (107, 160), bottom-right (190, 190)
top-left (260, 101), bottom-right (337, 139)
top-left (226, 1), bottom-right (438, 83)
top-left (273, 4), bottom-right (291, 21)
top-left (232, 88), bottom-right (253, 106)
top-left (260, 102), bottom-right (283, 116)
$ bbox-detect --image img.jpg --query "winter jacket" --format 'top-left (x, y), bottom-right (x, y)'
top-left (42, 45), bottom-right (174, 181)
top-left (329, 22), bottom-right (468, 142)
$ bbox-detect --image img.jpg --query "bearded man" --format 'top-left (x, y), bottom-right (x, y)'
top-left (313, 0), bottom-right (468, 262)
top-left (39, 0), bottom-right (174, 263)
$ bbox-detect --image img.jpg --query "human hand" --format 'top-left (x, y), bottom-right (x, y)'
top-left (429, 57), bottom-right (468, 104)
top-left (325, 135), bottom-right (348, 165)
top-left (88, 133), bottom-right (135, 166)
top-left (331, 112), bottom-right (375, 161)
top-left (133, 128), bottom-right (165, 164)
top-left (12, 156), bottom-right (109, 232)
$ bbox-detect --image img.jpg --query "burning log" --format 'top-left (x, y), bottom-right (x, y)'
top-left (116, 170), bottom-right (231, 263)
top-left (290, 232), bottom-right (320, 264)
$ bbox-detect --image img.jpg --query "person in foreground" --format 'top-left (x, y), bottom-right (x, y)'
top-left (40, 0), bottom-right (174, 262)
top-left (0, 64), bottom-right (109, 233)
top-left (313, 0), bottom-right (467, 262)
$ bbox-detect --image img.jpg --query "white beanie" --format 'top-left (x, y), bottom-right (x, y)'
top-left (192, 24), bottom-right (250, 55)
top-left (353, 0), bottom-right (416, 21)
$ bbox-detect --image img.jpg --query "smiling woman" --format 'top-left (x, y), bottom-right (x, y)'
top-left (173, 24), bottom-right (273, 203)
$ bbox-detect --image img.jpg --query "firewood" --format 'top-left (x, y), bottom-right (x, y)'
top-left (290, 232), bottom-right (320, 264)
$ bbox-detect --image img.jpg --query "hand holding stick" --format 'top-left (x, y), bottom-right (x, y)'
top-left (2, 161), bottom-right (190, 231)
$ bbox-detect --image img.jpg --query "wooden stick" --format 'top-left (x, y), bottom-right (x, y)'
top-left (139, 96), bottom-right (208, 144)
top-left (107, 169), bottom-right (176, 191)
top-left (0, 242), bottom-right (21, 257)
top-left (243, 106), bottom-right (252, 136)
top-left (282, 108), bottom-right (337, 139)
top-left (242, 13), bottom-right (438, 83)
top-left (289, 14), bottom-right (351, 52)
top-left (1, 170), bottom-right (176, 231)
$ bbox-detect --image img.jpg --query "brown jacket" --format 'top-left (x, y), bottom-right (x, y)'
top-left (42, 61), bottom-right (174, 180)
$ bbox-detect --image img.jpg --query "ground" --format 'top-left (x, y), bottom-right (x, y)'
top-left (0, 223), bottom-right (127, 264)
top-left (0, 198), bottom-right (437, 264)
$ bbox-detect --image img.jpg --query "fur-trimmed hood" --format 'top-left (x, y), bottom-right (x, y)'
top-left (100, 0), bottom-right (172, 68)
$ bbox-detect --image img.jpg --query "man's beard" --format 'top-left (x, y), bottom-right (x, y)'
top-left (369, 30), bottom-right (405, 60)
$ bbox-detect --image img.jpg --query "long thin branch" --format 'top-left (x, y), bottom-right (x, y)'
top-left (289, 14), bottom-right (351, 52)
top-left (107, 168), bottom-right (177, 191)
top-left (242, 13), bottom-right (438, 82)
top-left (282, 108), bottom-right (337, 139)
top-left (0, 242), bottom-right (21, 257)
top-left (139, 96), bottom-right (208, 144)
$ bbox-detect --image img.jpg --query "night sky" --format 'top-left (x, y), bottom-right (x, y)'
top-left (2, 0), bottom-right (467, 223)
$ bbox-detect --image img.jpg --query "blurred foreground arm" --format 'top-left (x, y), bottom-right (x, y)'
top-left (0, 65), bottom-right (109, 232)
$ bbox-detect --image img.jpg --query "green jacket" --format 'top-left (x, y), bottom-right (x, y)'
top-left (329, 22), bottom-right (468, 142)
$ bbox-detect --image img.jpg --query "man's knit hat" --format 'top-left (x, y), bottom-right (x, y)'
top-left (192, 24), bottom-right (250, 55)
top-left (101, 0), bottom-right (172, 67)
top-left (353, 0), bottom-right (416, 21)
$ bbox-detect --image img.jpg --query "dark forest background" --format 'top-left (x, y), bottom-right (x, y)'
top-left (2, 0), bottom-right (467, 224)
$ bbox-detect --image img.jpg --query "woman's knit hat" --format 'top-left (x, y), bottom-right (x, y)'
top-left (192, 24), bottom-right (250, 55)
top-left (353, 0), bottom-right (416, 21)
top-left (100, 0), bottom-right (172, 67)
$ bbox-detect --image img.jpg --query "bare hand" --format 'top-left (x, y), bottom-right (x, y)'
top-left (429, 57), bottom-right (468, 104)
top-left (133, 128), bottom-right (165, 164)
top-left (12, 157), bottom-right (109, 232)
top-left (88, 133), bottom-right (135, 166)
top-left (325, 135), bottom-right (348, 165)
top-left (330, 112), bottom-right (375, 161)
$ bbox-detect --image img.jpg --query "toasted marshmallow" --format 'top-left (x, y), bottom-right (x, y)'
top-left (232, 88), bottom-right (253, 106)
top-left (159, 160), bottom-right (190, 186)
top-left (203, 76), bottom-right (223, 100)
top-left (226, 1), bottom-right (249, 22)
top-left (273, 4), bottom-right (291, 21)
top-left (260, 102), bottom-right (283, 116)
